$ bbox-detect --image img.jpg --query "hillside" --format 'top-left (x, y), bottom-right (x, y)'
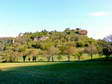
top-left (0, 28), bottom-right (111, 62)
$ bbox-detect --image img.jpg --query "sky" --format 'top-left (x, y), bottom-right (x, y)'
top-left (0, 0), bottom-right (112, 39)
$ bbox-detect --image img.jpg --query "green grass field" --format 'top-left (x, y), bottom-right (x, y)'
top-left (0, 60), bottom-right (112, 84)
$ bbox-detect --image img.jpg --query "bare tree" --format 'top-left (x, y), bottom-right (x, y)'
top-left (43, 46), bottom-right (60, 62)
top-left (64, 46), bottom-right (77, 62)
top-left (84, 44), bottom-right (98, 60)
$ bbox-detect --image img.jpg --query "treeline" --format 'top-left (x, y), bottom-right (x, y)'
top-left (0, 28), bottom-right (112, 62)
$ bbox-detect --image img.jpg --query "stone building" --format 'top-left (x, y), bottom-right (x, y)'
top-left (34, 36), bottom-right (49, 41)
top-left (79, 30), bottom-right (88, 35)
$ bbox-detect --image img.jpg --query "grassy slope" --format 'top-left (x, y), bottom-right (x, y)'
top-left (0, 61), bottom-right (112, 84)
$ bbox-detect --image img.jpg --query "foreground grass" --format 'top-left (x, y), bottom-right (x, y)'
top-left (0, 61), bottom-right (112, 84)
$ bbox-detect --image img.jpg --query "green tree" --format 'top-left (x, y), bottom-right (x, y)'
top-left (102, 44), bottom-right (112, 59)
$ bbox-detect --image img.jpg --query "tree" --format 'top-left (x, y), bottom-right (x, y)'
top-left (43, 46), bottom-right (60, 62)
top-left (43, 50), bottom-right (51, 62)
top-left (97, 40), bottom-right (107, 55)
top-left (75, 48), bottom-right (84, 61)
top-left (12, 51), bottom-right (21, 62)
top-left (64, 46), bottom-right (77, 62)
top-left (28, 57), bottom-right (31, 62)
top-left (102, 44), bottom-right (112, 59)
top-left (26, 49), bottom-right (39, 62)
top-left (23, 55), bottom-right (27, 62)
top-left (100, 35), bottom-right (112, 59)
top-left (84, 44), bottom-right (98, 60)
top-left (1, 50), bottom-right (19, 62)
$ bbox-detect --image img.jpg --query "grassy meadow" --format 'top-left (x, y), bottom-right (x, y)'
top-left (0, 59), bottom-right (112, 84)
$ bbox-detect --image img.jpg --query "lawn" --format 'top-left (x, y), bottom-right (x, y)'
top-left (0, 60), bottom-right (112, 84)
